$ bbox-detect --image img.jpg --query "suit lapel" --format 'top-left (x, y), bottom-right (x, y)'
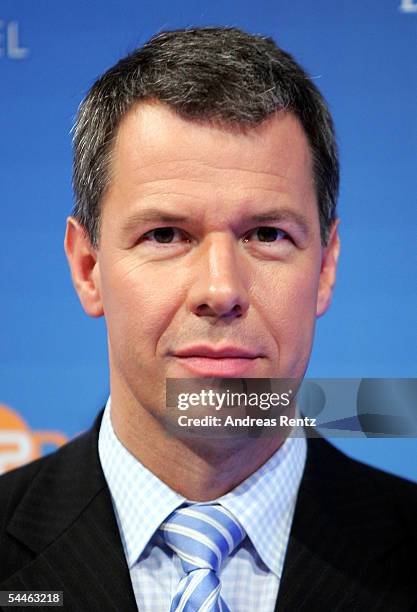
top-left (1, 412), bottom-right (138, 612)
top-left (275, 487), bottom-right (379, 611)
top-left (275, 436), bottom-right (408, 611)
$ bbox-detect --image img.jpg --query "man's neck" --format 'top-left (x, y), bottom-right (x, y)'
top-left (110, 393), bottom-right (286, 501)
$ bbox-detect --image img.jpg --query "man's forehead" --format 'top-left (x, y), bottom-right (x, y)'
top-left (111, 101), bottom-right (313, 184)
top-left (97, 100), bottom-right (319, 245)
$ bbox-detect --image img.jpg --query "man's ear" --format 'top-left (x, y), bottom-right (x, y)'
top-left (64, 217), bottom-right (104, 318)
top-left (316, 219), bottom-right (340, 318)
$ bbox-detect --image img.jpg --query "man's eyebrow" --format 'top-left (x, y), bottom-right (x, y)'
top-left (121, 207), bottom-right (312, 237)
top-left (248, 208), bottom-right (311, 237)
top-left (121, 209), bottom-right (189, 233)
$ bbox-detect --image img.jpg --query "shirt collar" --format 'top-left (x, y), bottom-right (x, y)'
top-left (99, 398), bottom-right (185, 568)
top-left (217, 430), bottom-right (306, 576)
top-left (99, 397), bottom-right (306, 576)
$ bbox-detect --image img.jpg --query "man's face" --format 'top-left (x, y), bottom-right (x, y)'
top-left (67, 102), bottom-right (339, 419)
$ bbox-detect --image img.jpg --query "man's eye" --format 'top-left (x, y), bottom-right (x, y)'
top-left (243, 227), bottom-right (288, 243)
top-left (142, 227), bottom-right (188, 244)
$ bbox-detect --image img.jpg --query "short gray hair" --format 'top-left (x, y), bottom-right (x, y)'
top-left (72, 27), bottom-right (339, 247)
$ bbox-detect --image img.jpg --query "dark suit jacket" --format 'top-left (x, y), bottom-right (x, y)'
top-left (0, 411), bottom-right (416, 611)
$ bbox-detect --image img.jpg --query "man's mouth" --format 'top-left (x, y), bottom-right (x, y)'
top-left (171, 345), bottom-right (262, 377)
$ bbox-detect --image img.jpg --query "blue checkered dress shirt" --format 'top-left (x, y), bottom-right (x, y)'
top-left (98, 398), bottom-right (306, 611)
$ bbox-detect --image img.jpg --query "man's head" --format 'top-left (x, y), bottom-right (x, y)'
top-left (72, 27), bottom-right (339, 248)
top-left (65, 27), bottom-right (340, 436)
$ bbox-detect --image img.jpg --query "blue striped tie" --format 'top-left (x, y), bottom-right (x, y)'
top-left (159, 504), bottom-right (246, 611)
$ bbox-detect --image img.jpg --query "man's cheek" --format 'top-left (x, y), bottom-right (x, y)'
top-left (271, 278), bottom-right (317, 347)
top-left (287, 280), bottom-right (318, 330)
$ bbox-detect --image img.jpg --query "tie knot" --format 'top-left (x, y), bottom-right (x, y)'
top-left (159, 504), bottom-right (246, 573)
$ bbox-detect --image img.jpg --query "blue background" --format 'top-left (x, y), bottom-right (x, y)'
top-left (1, 1), bottom-right (416, 479)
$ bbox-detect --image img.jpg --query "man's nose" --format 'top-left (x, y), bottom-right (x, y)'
top-left (187, 234), bottom-right (250, 320)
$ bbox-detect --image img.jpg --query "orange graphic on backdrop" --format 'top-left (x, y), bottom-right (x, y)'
top-left (0, 404), bottom-right (68, 475)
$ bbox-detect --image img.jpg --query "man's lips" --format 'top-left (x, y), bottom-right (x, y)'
top-left (171, 345), bottom-right (263, 376)
top-left (174, 345), bottom-right (260, 359)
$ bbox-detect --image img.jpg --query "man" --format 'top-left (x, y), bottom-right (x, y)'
top-left (0, 27), bottom-right (415, 612)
